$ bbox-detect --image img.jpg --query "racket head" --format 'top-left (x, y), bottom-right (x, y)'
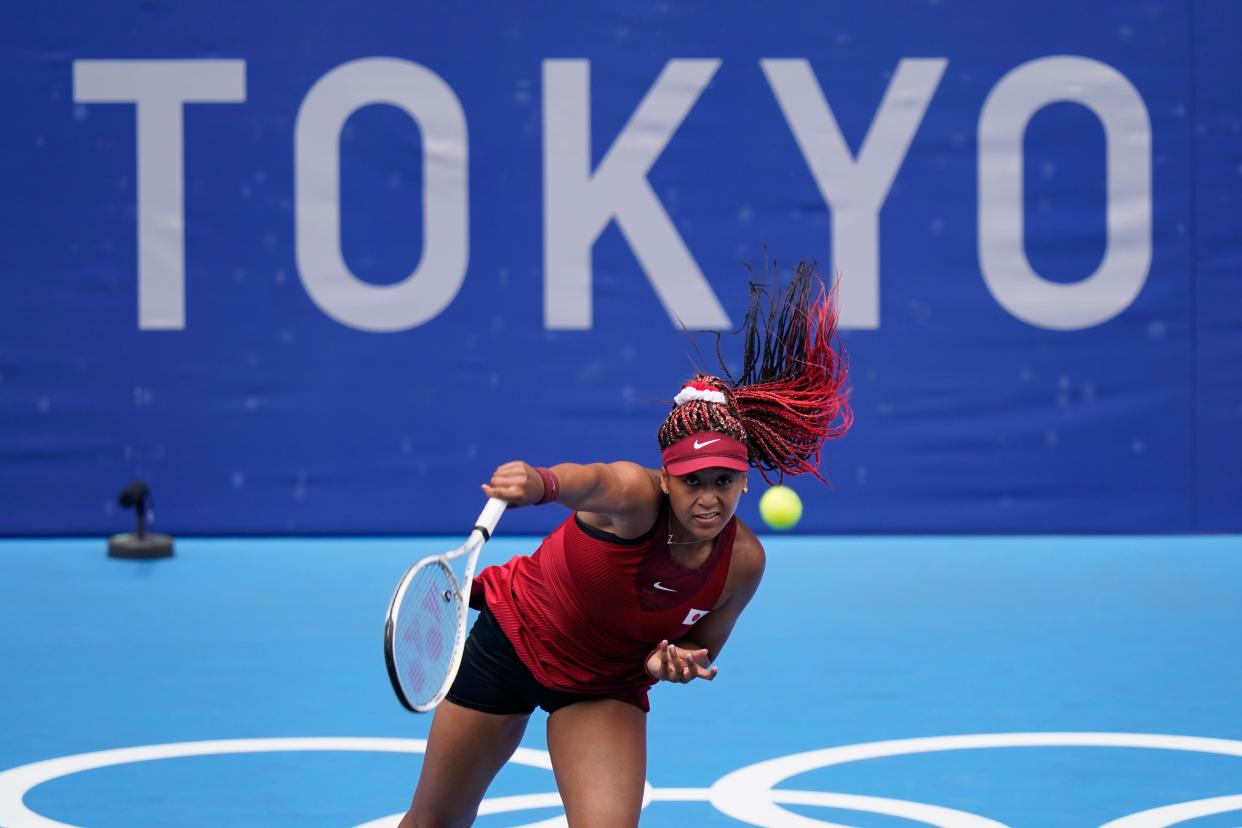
top-left (384, 552), bottom-right (470, 712)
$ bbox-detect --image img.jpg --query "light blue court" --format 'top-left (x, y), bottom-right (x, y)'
top-left (2, 535), bottom-right (1241, 827)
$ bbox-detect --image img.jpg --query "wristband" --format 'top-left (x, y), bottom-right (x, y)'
top-left (534, 466), bottom-right (560, 505)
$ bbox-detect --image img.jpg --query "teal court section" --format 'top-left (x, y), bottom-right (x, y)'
top-left (2, 535), bottom-right (1241, 827)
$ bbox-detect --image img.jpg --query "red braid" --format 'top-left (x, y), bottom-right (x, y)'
top-left (659, 259), bottom-right (852, 484)
top-left (732, 275), bottom-right (852, 482)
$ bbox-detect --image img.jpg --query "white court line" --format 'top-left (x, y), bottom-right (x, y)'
top-left (710, 732), bottom-right (1242, 828)
top-left (0, 738), bottom-right (552, 828)
top-left (1099, 794), bottom-right (1242, 828)
top-left (2, 733), bottom-right (1240, 827)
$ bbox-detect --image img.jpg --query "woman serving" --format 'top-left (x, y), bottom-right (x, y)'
top-left (399, 261), bottom-right (852, 828)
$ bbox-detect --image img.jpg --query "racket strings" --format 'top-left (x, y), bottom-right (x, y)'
top-left (393, 561), bottom-right (462, 707)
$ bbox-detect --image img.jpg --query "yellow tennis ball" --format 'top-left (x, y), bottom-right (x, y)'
top-left (759, 485), bottom-right (802, 531)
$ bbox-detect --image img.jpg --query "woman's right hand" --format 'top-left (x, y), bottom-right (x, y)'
top-left (482, 461), bottom-right (544, 507)
top-left (646, 640), bottom-right (717, 684)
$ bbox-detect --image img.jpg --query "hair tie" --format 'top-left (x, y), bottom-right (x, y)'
top-left (673, 380), bottom-right (727, 407)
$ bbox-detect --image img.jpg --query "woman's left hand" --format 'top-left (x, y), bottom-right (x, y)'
top-left (646, 640), bottom-right (717, 684)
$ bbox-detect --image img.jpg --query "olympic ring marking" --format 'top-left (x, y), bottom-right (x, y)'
top-left (0, 738), bottom-right (654, 828)
top-left (1, 733), bottom-right (1240, 828)
top-left (1098, 794), bottom-right (1242, 828)
top-left (355, 787), bottom-right (997, 828)
top-left (0, 738), bottom-right (558, 828)
top-left (0, 737), bottom-right (995, 828)
top-left (709, 732), bottom-right (1242, 828)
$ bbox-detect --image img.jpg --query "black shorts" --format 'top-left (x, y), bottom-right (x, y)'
top-left (446, 605), bottom-right (605, 715)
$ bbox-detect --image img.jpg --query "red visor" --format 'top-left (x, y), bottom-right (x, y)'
top-left (661, 432), bottom-right (749, 476)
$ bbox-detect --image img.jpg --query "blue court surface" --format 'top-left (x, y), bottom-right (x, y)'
top-left (2, 534), bottom-right (1241, 827)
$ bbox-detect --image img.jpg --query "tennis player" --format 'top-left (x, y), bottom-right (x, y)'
top-left (398, 262), bottom-right (851, 828)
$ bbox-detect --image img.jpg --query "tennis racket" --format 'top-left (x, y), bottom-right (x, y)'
top-left (384, 497), bottom-right (507, 712)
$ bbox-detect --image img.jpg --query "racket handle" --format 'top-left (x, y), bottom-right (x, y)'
top-left (473, 497), bottom-right (507, 541)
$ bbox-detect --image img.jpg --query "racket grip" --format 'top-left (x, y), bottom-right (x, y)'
top-left (474, 497), bottom-right (507, 541)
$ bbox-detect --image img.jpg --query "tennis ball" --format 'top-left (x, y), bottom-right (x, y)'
top-left (759, 485), bottom-right (802, 531)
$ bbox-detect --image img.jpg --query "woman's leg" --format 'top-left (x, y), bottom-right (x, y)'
top-left (545, 698), bottom-right (647, 827)
top-left (398, 699), bottom-right (530, 828)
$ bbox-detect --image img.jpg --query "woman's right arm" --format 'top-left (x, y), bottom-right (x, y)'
top-left (481, 460), bottom-right (660, 535)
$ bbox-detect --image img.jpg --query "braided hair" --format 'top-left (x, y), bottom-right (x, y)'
top-left (657, 260), bottom-right (853, 483)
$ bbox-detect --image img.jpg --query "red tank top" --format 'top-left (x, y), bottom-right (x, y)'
top-left (470, 501), bottom-right (737, 711)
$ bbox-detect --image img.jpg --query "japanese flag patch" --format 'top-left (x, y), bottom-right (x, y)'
top-left (682, 608), bottom-right (710, 625)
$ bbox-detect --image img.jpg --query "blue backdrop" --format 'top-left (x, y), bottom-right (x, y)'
top-left (2, 1), bottom-right (1239, 534)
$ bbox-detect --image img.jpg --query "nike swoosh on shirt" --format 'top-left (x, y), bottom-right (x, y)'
top-left (693, 438), bottom-right (721, 449)
top-left (653, 581), bottom-right (677, 592)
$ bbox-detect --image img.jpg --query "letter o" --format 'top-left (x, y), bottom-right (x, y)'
top-left (295, 58), bottom-right (468, 332)
top-left (978, 56), bottom-right (1151, 330)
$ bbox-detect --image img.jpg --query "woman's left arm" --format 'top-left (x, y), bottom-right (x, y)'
top-left (646, 531), bottom-right (766, 683)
